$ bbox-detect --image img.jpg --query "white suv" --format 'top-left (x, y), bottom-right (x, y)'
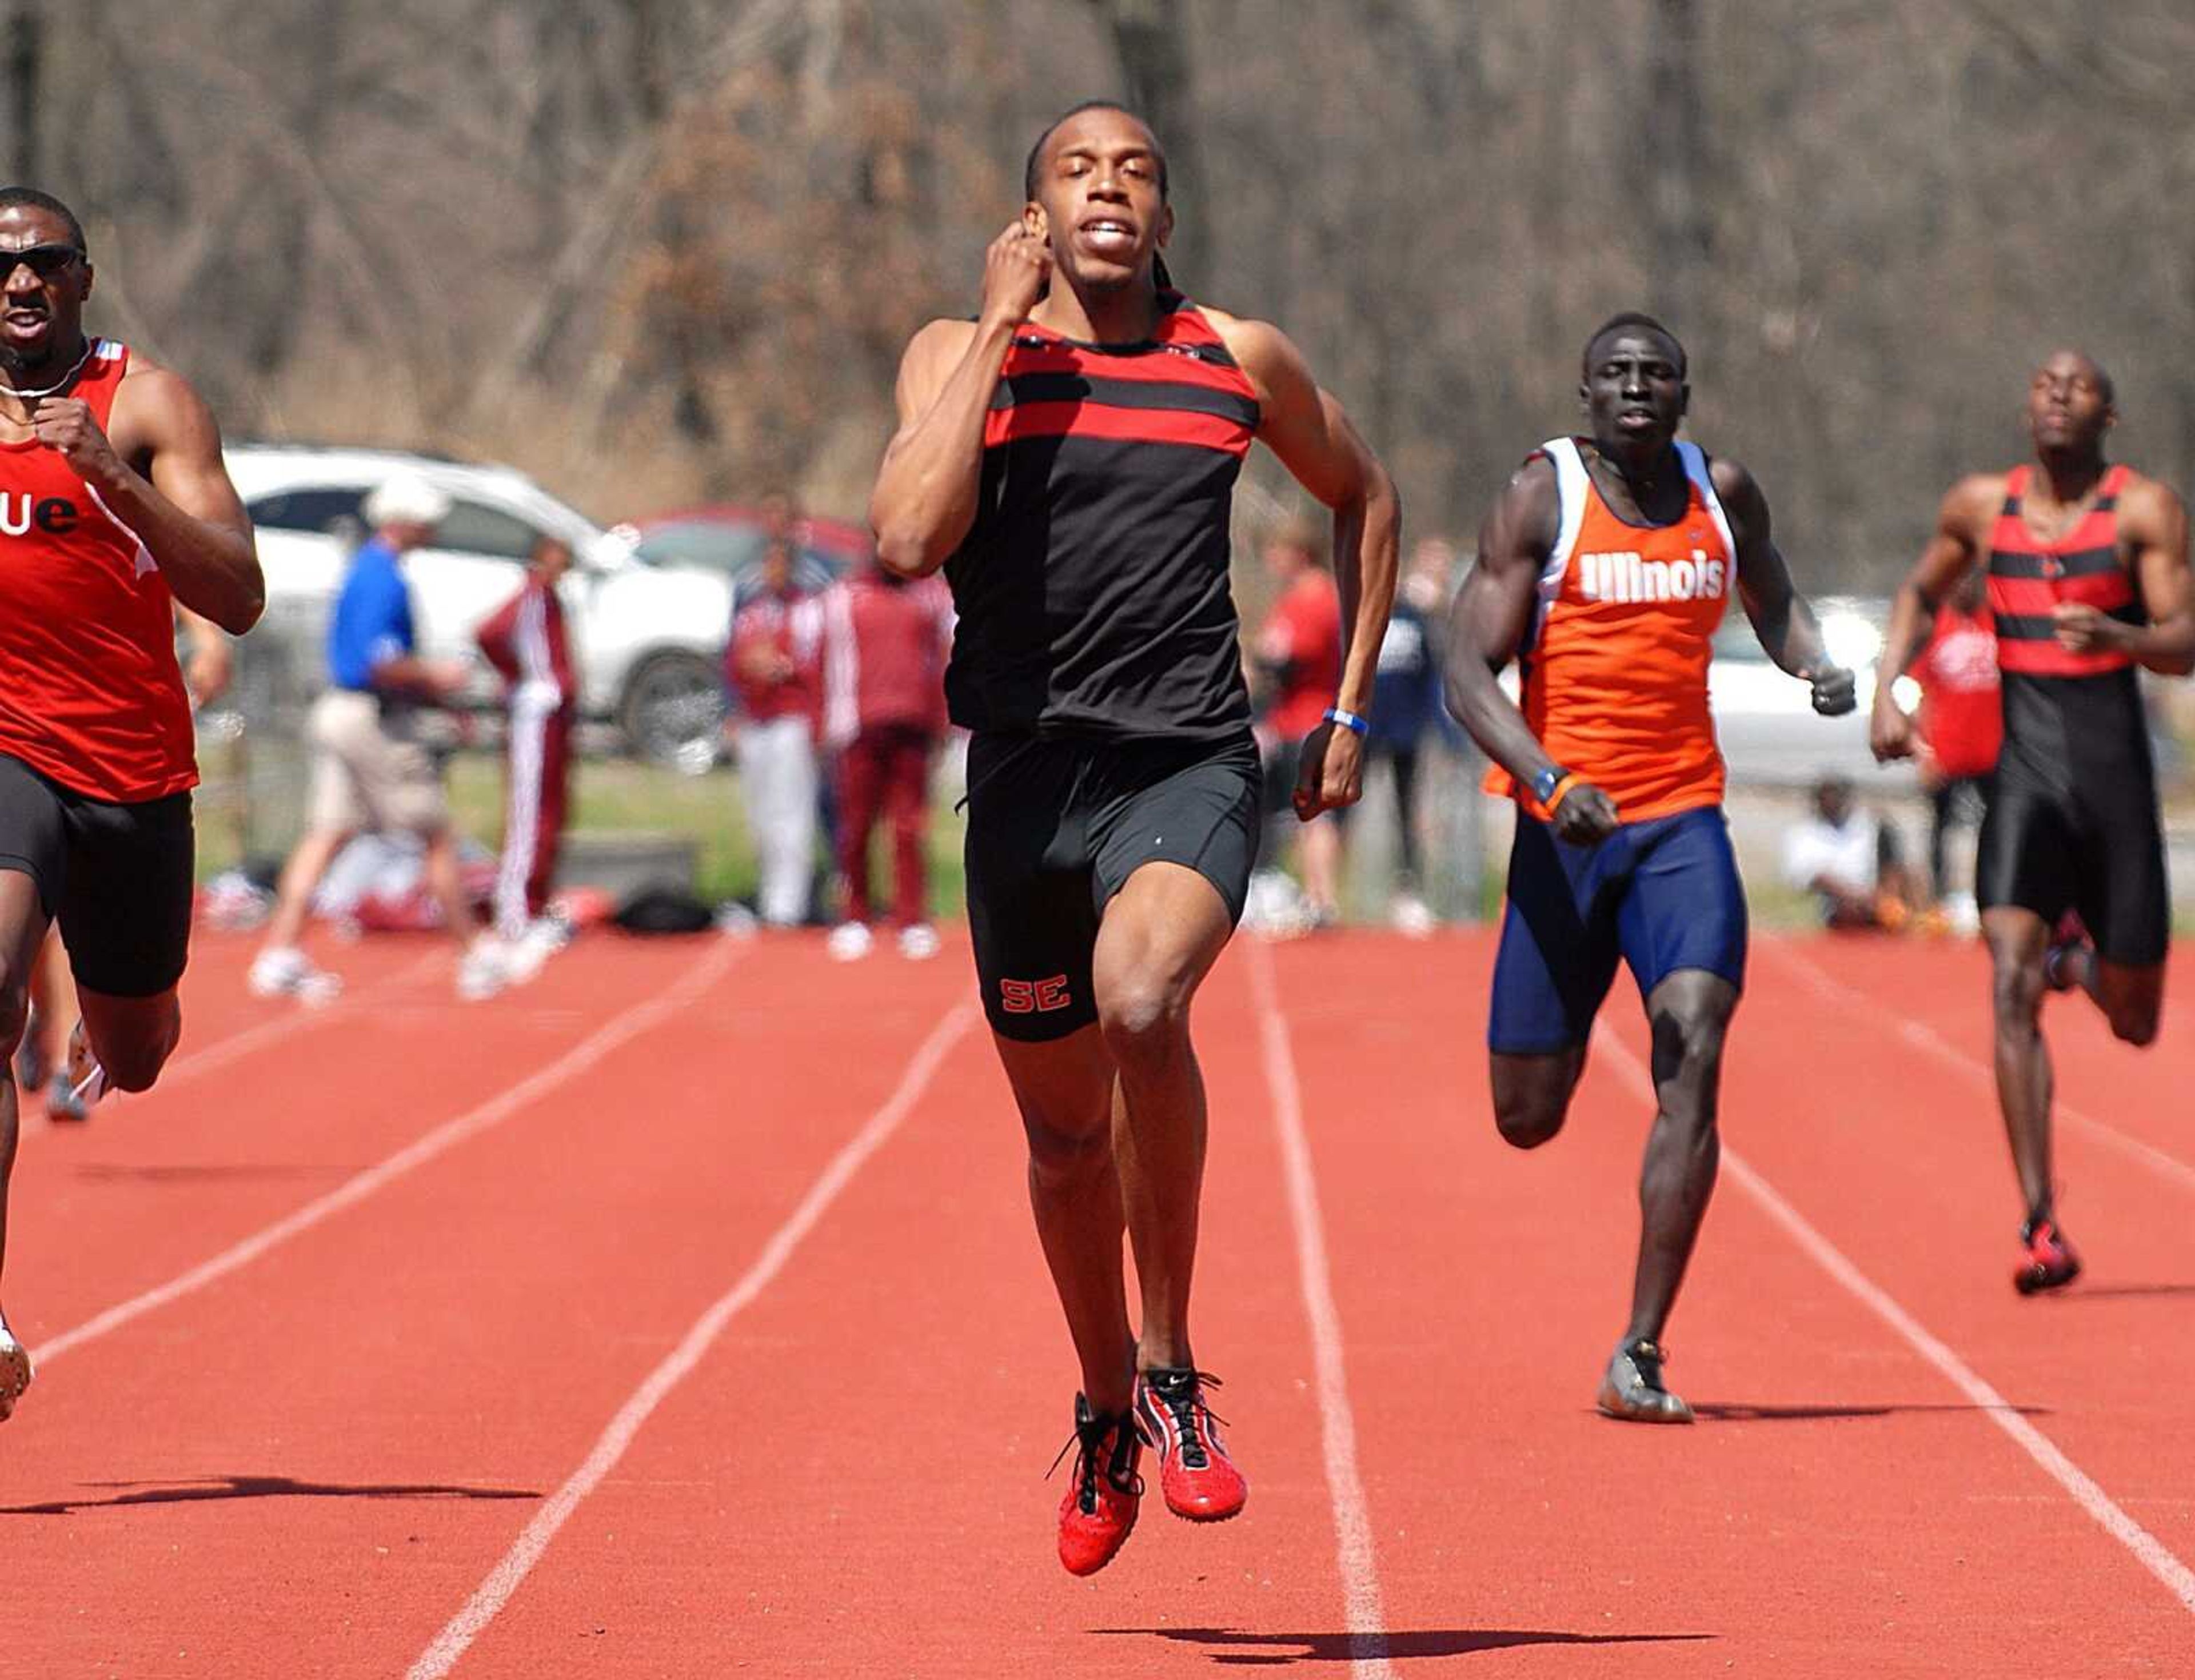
top-left (226, 445), bottom-right (733, 763)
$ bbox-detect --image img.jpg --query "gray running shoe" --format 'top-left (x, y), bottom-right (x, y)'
top-left (1596, 1337), bottom-right (1694, 1424)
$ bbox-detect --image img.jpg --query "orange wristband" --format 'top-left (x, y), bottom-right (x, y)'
top-left (1544, 773), bottom-right (1583, 815)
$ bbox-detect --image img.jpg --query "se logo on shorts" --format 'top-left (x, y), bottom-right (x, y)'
top-left (999, 974), bottom-right (1073, 1015)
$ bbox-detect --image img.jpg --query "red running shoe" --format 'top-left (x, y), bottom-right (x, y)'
top-left (1135, 1367), bottom-right (1247, 1522)
top-left (2014, 1217), bottom-right (2082, 1295)
top-left (1050, 1394), bottom-right (1142, 1576)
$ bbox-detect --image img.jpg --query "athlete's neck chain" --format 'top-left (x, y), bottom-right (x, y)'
top-left (0, 335), bottom-right (96, 404)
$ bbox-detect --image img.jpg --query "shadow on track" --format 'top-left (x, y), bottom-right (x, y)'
top-left (1093, 1627), bottom-right (1714, 1663)
top-left (1, 1474), bottom-right (540, 1517)
top-left (73, 1163), bottom-right (342, 1184)
top-left (2042, 1282), bottom-right (2195, 1301)
top-left (1686, 1400), bottom-right (2050, 1423)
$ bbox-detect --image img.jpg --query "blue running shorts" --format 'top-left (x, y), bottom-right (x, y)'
top-left (1488, 805), bottom-right (1747, 1055)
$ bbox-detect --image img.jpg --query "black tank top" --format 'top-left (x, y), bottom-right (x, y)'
top-left (1985, 464), bottom-right (2153, 799)
top-left (943, 293), bottom-right (1260, 740)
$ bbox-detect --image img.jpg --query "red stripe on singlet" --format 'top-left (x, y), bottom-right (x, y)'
top-left (1996, 640), bottom-right (2133, 679)
top-left (1988, 571), bottom-right (2136, 617)
top-left (984, 401), bottom-right (1255, 454)
top-left (1003, 340), bottom-right (1257, 394)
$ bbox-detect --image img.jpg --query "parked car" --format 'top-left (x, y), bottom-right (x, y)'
top-left (1709, 594), bottom-right (1917, 790)
top-left (228, 445), bottom-right (733, 764)
top-left (613, 504), bottom-right (873, 605)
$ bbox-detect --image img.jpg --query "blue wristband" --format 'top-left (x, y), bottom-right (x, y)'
top-left (1323, 705), bottom-right (1368, 736)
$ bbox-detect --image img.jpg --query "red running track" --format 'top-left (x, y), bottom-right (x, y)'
top-left (4, 925), bottom-right (2192, 1675)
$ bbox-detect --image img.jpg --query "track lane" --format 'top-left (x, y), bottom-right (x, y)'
top-left (7, 932), bottom-right (884, 1677)
top-left (426, 942), bottom-right (1369, 1678)
top-left (1269, 928), bottom-right (2192, 1675)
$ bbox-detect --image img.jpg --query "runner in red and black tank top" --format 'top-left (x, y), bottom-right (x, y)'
top-left (871, 105), bottom-right (1398, 1575)
top-left (1873, 349), bottom-right (2195, 1296)
top-left (1986, 462), bottom-right (2153, 808)
top-left (945, 292), bottom-right (1258, 740)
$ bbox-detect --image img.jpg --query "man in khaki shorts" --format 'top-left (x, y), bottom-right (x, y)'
top-left (250, 472), bottom-right (510, 1001)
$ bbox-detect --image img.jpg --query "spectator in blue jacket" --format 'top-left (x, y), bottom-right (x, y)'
top-left (1367, 536), bottom-right (1456, 934)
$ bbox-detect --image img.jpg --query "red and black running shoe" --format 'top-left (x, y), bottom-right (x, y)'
top-left (1049, 1394), bottom-right (1143, 1576)
top-left (1135, 1367), bottom-right (1247, 1522)
top-left (2014, 1216), bottom-right (2082, 1295)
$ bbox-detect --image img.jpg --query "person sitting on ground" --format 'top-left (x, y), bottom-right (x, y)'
top-left (249, 472), bottom-right (511, 1001)
top-left (1781, 772), bottom-right (1915, 930)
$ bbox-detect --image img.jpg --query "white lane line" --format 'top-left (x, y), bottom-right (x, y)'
top-left (1762, 940), bottom-right (2195, 1196)
top-left (34, 940), bottom-right (748, 1366)
top-left (1591, 1021), bottom-right (2195, 1616)
top-left (1245, 940), bottom-right (1394, 1680)
top-left (405, 1000), bottom-right (976, 1680)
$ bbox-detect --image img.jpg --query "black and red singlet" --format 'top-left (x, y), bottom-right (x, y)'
top-left (943, 293), bottom-right (1260, 742)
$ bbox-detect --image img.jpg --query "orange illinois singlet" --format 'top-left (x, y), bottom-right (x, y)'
top-left (1490, 436), bottom-right (1736, 824)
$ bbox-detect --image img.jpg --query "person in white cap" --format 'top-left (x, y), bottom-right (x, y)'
top-left (249, 470), bottom-right (510, 1001)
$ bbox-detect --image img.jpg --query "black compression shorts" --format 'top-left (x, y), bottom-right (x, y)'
top-left (0, 752), bottom-right (195, 996)
top-left (963, 731), bottom-right (1260, 1041)
top-left (1976, 775), bottom-right (2168, 967)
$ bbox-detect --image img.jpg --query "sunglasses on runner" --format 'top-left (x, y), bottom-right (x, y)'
top-left (0, 244), bottom-right (82, 280)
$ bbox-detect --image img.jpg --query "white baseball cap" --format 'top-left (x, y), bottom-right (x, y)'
top-left (363, 471), bottom-right (454, 530)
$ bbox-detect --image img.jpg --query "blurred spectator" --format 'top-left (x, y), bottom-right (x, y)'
top-left (819, 560), bottom-right (955, 960)
top-left (1252, 520), bottom-right (1344, 927)
top-left (1908, 566), bottom-right (2000, 924)
top-left (1367, 536), bottom-right (1454, 935)
top-left (727, 536), bottom-right (825, 927)
top-left (1782, 772), bottom-right (1917, 931)
top-left (476, 534), bottom-right (578, 969)
top-left (250, 473), bottom-right (511, 1001)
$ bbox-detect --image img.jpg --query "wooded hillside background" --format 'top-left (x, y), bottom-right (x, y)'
top-left (17, 0), bottom-right (2195, 585)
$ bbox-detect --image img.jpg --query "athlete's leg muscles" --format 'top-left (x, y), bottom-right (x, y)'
top-left (2086, 958), bottom-right (2164, 1047)
top-left (0, 871), bottom-right (51, 1301)
top-left (995, 1025), bottom-right (1136, 1414)
top-left (75, 982), bottom-right (181, 1094)
top-left (1626, 967), bottom-right (1737, 1345)
top-left (1091, 860), bottom-right (1235, 1374)
top-left (1982, 906), bottom-right (2054, 1221)
top-left (1490, 1047), bottom-right (1586, 1148)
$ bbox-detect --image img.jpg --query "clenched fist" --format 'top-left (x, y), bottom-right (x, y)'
top-left (31, 396), bottom-right (126, 492)
top-left (979, 222), bottom-right (1052, 334)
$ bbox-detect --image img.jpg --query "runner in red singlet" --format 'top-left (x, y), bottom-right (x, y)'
top-left (0, 189), bottom-right (264, 1422)
top-left (1873, 351), bottom-right (2193, 1293)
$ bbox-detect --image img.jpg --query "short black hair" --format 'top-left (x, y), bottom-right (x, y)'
top-left (1023, 101), bottom-right (1169, 202)
top-left (0, 186), bottom-right (85, 253)
top-left (1583, 310), bottom-right (1685, 378)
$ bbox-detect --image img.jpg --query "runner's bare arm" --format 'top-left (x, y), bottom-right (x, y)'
top-left (1444, 459), bottom-right (1618, 842)
top-left (1214, 313), bottom-right (1399, 817)
top-left (1873, 475), bottom-right (1996, 759)
top-left (34, 362), bottom-right (263, 634)
top-left (2053, 476), bottom-right (2195, 676)
top-left (870, 223), bottom-right (1052, 577)
top-left (1717, 457), bottom-right (1853, 717)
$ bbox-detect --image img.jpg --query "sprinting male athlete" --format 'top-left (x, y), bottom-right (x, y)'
top-left (1447, 313), bottom-right (1854, 1423)
top-left (1872, 350), bottom-right (2191, 1293)
top-left (870, 102), bottom-right (1397, 1573)
top-left (0, 187), bottom-right (264, 1420)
